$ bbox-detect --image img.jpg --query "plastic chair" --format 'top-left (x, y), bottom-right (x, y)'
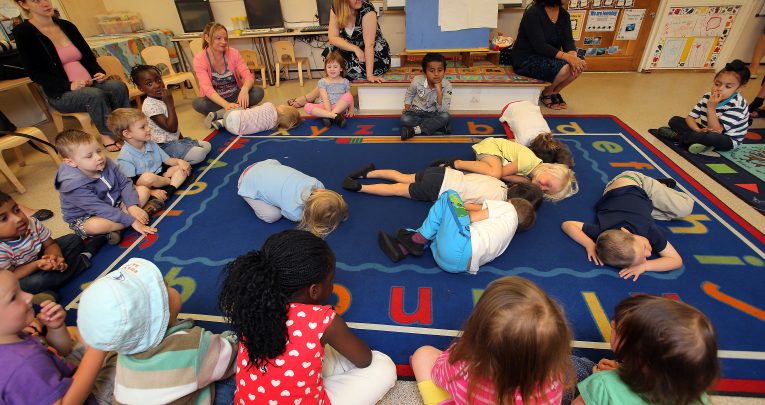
top-left (272, 40), bottom-right (312, 87)
top-left (140, 46), bottom-right (199, 98)
top-left (0, 126), bottom-right (61, 193)
top-left (97, 55), bottom-right (144, 108)
top-left (189, 38), bottom-right (204, 58)
top-left (239, 49), bottom-right (268, 89)
top-left (50, 110), bottom-right (99, 138)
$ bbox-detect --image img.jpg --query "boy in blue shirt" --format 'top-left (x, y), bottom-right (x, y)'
top-left (109, 109), bottom-right (191, 214)
top-left (401, 53), bottom-right (452, 140)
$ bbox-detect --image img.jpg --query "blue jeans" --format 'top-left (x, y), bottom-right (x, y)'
top-left (19, 234), bottom-right (89, 294)
top-left (417, 190), bottom-right (472, 273)
top-left (213, 376), bottom-right (235, 405)
top-left (401, 110), bottom-right (450, 135)
top-left (192, 87), bottom-right (265, 115)
top-left (47, 79), bottom-right (130, 138)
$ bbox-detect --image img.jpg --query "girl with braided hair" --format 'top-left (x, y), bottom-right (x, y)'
top-left (219, 230), bottom-right (396, 404)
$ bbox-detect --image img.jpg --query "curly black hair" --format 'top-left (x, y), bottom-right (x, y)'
top-left (129, 64), bottom-right (162, 86)
top-left (218, 230), bottom-right (335, 370)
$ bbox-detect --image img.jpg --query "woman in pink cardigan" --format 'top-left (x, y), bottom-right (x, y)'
top-left (192, 22), bottom-right (265, 117)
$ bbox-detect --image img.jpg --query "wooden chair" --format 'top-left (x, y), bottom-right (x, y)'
top-left (272, 40), bottom-right (312, 87)
top-left (0, 126), bottom-right (61, 193)
top-left (189, 38), bottom-right (204, 58)
top-left (140, 46), bottom-right (199, 98)
top-left (97, 55), bottom-right (144, 108)
top-left (239, 49), bottom-right (268, 89)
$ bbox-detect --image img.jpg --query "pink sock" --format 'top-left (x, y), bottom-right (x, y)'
top-left (412, 232), bottom-right (427, 244)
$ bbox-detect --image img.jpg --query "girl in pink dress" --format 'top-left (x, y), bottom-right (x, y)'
top-left (219, 230), bottom-right (396, 405)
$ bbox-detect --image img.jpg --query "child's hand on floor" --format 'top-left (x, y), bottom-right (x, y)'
top-left (132, 220), bottom-right (157, 236)
top-left (151, 189), bottom-right (168, 202)
top-left (619, 264), bottom-right (646, 282)
top-left (128, 205), bottom-right (149, 225)
top-left (346, 105), bottom-right (355, 118)
top-left (37, 300), bottom-right (66, 330)
top-left (586, 246), bottom-right (603, 266)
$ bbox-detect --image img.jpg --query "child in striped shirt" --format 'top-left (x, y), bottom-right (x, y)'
top-left (656, 59), bottom-right (751, 154)
top-left (410, 276), bottom-right (572, 405)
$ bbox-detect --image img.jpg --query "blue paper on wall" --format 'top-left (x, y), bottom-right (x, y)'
top-left (405, 0), bottom-right (490, 51)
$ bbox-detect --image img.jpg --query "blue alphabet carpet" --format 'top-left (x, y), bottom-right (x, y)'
top-left (60, 115), bottom-right (765, 394)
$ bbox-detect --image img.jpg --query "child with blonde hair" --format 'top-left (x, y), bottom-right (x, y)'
top-left (411, 276), bottom-right (573, 404)
top-left (287, 51), bottom-right (354, 128)
top-left (219, 230), bottom-right (397, 404)
top-left (238, 159), bottom-right (348, 238)
top-left (207, 103), bottom-right (301, 135)
top-left (573, 295), bottom-right (719, 405)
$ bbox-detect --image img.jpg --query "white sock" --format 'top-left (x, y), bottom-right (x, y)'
top-left (414, 126), bottom-right (422, 134)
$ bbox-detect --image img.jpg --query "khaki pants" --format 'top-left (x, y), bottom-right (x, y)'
top-left (605, 171), bottom-right (694, 221)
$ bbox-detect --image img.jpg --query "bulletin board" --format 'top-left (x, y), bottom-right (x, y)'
top-left (404, 0), bottom-right (491, 51)
top-left (648, 5), bottom-right (740, 69)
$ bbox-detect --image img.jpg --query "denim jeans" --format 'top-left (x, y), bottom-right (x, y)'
top-left (192, 87), bottom-right (265, 115)
top-left (213, 376), bottom-right (235, 405)
top-left (401, 110), bottom-right (451, 135)
top-left (19, 234), bottom-right (89, 294)
top-left (417, 190), bottom-right (472, 273)
top-left (562, 355), bottom-right (596, 405)
top-left (668, 115), bottom-right (734, 151)
top-left (47, 79), bottom-right (130, 138)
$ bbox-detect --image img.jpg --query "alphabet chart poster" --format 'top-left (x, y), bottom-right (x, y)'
top-left (649, 5), bottom-right (740, 69)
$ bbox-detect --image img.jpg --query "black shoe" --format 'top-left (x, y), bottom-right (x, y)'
top-left (655, 178), bottom-right (677, 189)
top-left (349, 163), bottom-right (376, 179)
top-left (321, 118), bottom-right (332, 127)
top-left (341, 177), bottom-right (362, 192)
top-left (84, 234), bottom-right (108, 256)
top-left (31, 209), bottom-right (54, 221)
top-left (378, 231), bottom-right (405, 262)
top-left (429, 158), bottom-right (456, 169)
top-left (333, 114), bottom-right (347, 129)
top-left (401, 126), bottom-right (415, 141)
top-left (443, 122), bottom-right (452, 135)
top-left (395, 228), bottom-right (425, 256)
top-left (654, 127), bottom-right (679, 142)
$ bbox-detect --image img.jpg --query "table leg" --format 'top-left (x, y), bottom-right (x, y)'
top-left (174, 41), bottom-right (189, 73)
top-left (259, 37), bottom-right (276, 86)
top-left (26, 83), bottom-right (53, 123)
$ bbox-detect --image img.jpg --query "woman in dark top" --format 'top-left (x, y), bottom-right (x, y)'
top-left (326, 0), bottom-right (390, 82)
top-left (512, 0), bottom-right (586, 110)
top-left (13, 0), bottom-right (129, 151)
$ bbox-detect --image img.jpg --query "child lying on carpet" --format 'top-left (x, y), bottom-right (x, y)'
top-left (561, 171), bottom-right (693, 281)
top-left (238, 159), bottom-right (348, 238)
top-left (206, 102), bottom-right (301, 135)
top-left (78, 258), bottom-right (238, 404)
top-left (378, 190), bottom-right (535, 274)
top-left (572, 295), bottom-right (718, 405)
top-left (499, 100), bottom-right (574, 166)
top-left (432, 137), bottom-right (578, 202)
top-left (219, 230), bottom-right (397, 405)
top-left (653, 59), bottom-right (750, 154)
top-left (410, 276), bottom-right (572, 404)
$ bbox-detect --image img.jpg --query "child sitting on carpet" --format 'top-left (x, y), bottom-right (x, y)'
top-left (54, 129), bottom-right (157, 240)
top-left (341, 162), bottom-right (507, 204)
top-left (653, 59), bottom-right (750, 154)
top-left (378, 190), bottom-right (535, 274)
top-left (238, 159), bottom-right (348, 238)
top-left (572, 295), bottom-right (718, 405)
top-left (285, 51), bottom-right (354, 128)
top-left (110, 108), bottom-right (191, 212)
top-left (500, 100), bottom-right (574, 166)
top-left (400, 52), bottom-right (452, 140)
top-left (561, 171), bottom-right (693, 281)
top-left (130, 64), bottom-right (212, 165)
top-left (77, 258), bottom-right (238, 404)
top-left (0, 191), bottom-right (106, 294)
top-left (0, 270), bottom-right (110, 405)
top-left (432, 137), bottom-right (578, 202)
top-left (410, 276), bottom-right (572, 404)
top-left (219, 230), bottom-right (397, 405)
top-left (207, 102), bottom-right (301, 135)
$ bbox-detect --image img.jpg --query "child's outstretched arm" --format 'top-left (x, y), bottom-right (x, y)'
top-left (54, 347), bottom-right (107, 405)
top-left (148, 87), bottom-right (179, 133)
top-left (618, 241), bottom-right (682, 281)
top-left (561, 221), bottom-right (603, 265)
top-left (322, 316), bottom-right (373, 368)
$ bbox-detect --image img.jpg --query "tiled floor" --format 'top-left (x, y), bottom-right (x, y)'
top-left (5, 70), bottom-right (764, 404)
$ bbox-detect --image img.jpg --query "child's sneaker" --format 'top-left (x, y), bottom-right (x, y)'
top-left (341, 177), bottom-right (362, 192)
top-left (204, 111), bottom-right (218, 129)
top-left (429, 158), bottom-right (456, 169)
top-left (378, 231), bottom-right (405, 262)
top-left (106, 231), bottom-right (121, 245)
top-left (321, 118), bottom-right (332, 127)
top-left (348, 163), bottom-right (376, 179)
top-left (395, 228), bottom-right (426, 256)
top-left (211, 119), bottom-right (224, 130)
top-left (143, 197), bottom-right (165, 217)
top-left (655, 178), bottom-right (677, 189)
top-left (333, 114), bottom-right (347, 129)
top-left (688, 143), bottom-right (714, 155)
top-left (653, 127), bottom-right (679, 142)
top-left (401, 126), bottom-right (415, 141)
